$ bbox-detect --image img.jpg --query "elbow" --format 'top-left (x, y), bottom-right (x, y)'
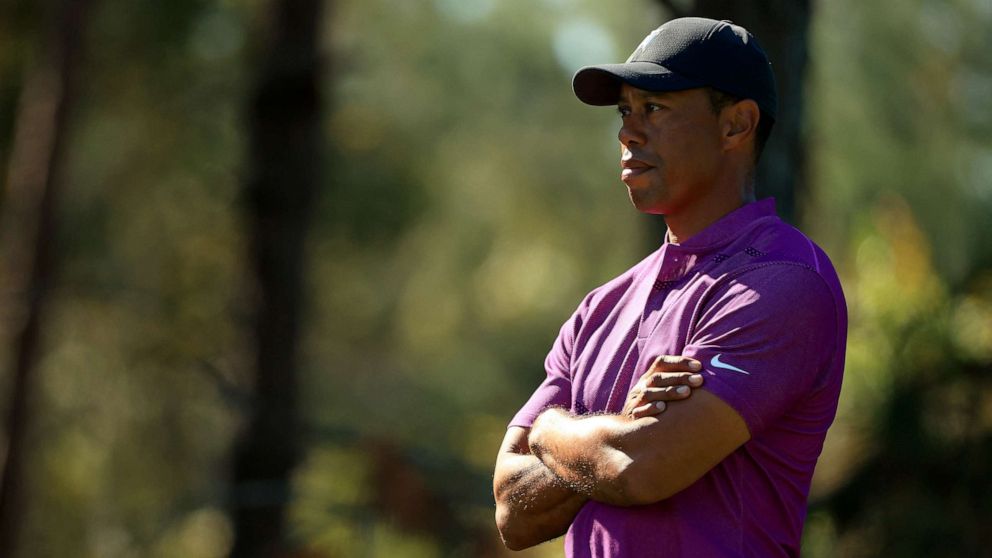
top-left (606, 460), bottom-right (677, 507)
top-left (582, 448), bottom-right (669, 507)
top-left (495, 504), bottom-right (539, 551)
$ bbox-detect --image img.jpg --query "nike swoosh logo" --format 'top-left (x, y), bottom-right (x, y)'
top-left (710, 354), bottom-right (750, 375)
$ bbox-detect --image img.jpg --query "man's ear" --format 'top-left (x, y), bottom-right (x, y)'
top-left (721, 99), bottom-right (760, 152)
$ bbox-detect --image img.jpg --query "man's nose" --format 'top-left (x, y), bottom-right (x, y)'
top-left (618, 118), bottom-right (645, 147)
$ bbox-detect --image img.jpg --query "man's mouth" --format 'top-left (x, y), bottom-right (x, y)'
top-left (620, 158), bottom-right (653, 181)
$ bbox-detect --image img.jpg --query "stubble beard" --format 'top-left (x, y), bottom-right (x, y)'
top-left (625, 166), bottom-right (669, 216)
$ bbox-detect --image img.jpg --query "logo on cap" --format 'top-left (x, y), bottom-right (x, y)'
top-left (626, 28), bottom-right (662, 62)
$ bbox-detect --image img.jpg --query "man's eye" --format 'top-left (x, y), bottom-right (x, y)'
top-left (617, 106), bottom-right (631, 117)
top-left (646, 103), bottom-right (664, 112)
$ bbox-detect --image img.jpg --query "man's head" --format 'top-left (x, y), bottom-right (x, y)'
top-left (573, 17), bottom-right (777, 133)
top-left (572, 18), bottom-right (777, 216)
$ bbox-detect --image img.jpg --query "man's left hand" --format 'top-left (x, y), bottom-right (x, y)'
top-left (621, 355), bottom-right (705, 419)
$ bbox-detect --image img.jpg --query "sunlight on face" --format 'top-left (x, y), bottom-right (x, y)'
top-left (615, 85), bottom-right (724, 215)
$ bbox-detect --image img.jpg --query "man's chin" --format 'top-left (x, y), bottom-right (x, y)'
top-left (626, 187), bottom-right (668, 215)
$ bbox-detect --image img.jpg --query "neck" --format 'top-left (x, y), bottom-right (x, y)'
top-left (665, 176), bottom-right (752, 245)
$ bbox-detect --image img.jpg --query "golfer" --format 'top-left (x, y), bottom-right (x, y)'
top-left (493, 17), bottom-right (847, 557)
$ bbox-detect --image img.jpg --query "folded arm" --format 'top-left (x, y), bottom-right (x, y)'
top-left (493, 426), bottom-right (588, 550)
top-left (494, 357), bottom-right (711, 549)
top-left (528, 388), bottom-right (750, 507)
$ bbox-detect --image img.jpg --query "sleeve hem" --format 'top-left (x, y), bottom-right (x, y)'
top-left (699, 380), bottom-right (762, 436)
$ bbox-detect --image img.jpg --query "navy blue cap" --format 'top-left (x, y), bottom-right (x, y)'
top-left (573, 17), bottom-right (778, 120)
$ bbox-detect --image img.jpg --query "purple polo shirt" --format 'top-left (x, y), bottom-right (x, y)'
top-left (510, 198), bottom-right (847, 557)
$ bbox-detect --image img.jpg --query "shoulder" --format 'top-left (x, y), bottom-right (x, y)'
top-left (719, 218), bottom-right (846, 314)
top-left (693, 222), bottom-right (846, 341)
top-left (743, 219), bottom-right (840, 282)
top-left (700, 262), bottom-right (837, 324)
top-left (556, 246), bottom-right (663, 340)
top-left (579, 246), bottom-right (663, 310)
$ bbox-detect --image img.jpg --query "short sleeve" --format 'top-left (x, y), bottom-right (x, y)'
top-left (508, 298), bottom-right (588, 429)
top-left (682, 264), bottom-right (839, 436)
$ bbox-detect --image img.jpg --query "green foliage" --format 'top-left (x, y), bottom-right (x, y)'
top-left (1, 0), bottom-right (990, 556)
top-left (802, 0), bottom-right (992, 555)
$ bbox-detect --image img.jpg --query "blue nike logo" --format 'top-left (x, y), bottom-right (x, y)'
top-left (710, 354), bottom-right (750, 375)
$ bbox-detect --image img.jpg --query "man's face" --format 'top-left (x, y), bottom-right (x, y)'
top-left (616, 84), bottom-right (724, 215)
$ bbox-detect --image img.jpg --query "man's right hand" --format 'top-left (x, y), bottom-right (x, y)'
top-left (621, 355), bottom-right (705, 419)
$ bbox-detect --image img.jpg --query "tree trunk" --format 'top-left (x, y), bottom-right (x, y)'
top-left (653, 0), bottom-right (811, 226)
top-left (227, 0), bottom-right (326, 556)
top-left (0, 0), bottom-right (92, 555)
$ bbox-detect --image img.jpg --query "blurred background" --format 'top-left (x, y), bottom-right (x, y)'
top-left (0, 0), bottom-right (990, 556)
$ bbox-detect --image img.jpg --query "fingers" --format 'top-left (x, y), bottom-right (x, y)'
top-left (623, 356), bottom-right (705, 419)
top-left (640, 384), bottom-right (694, 402)
top-left (649, 355), bottom-right (703, 373)
top-left (645, 371), bottom-right (704, 389)
top-left (629, 401), bottom-right (666, 419)
top-left (622, 373), bottom-right (704, 418)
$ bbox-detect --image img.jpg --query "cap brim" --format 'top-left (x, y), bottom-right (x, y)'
top-left (572, 61), bottom-right (704, 106)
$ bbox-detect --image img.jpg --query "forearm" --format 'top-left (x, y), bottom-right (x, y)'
top-left (528, 408), bottom-right (644, 506)
top-left (494, 452), bottom-right (587, 549)
top-left (528, 391), bottom-right (750, 507)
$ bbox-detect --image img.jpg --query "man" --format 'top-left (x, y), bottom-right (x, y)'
top-left (493, 17), bottom-right (847, 557)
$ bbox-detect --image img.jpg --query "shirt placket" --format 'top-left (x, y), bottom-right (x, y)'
top-left (638, 246), bottom-right (689, 338)
top-left (603, 246), bottom-right (689, 412)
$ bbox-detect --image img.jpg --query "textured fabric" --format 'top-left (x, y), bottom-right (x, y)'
top-left (510, 198), bottom-right (847, 557)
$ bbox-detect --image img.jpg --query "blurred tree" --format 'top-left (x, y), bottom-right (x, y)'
top-left (799, 0), bottom-right (992, 554)
top-left (0, 0), bottom-right (984, 556)
top-left (227, 0), bottom-right (325, 556)
top-left (802, 200), bottom-right (992, 557)
top-left (0, 0), bottom-right (93, 555)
